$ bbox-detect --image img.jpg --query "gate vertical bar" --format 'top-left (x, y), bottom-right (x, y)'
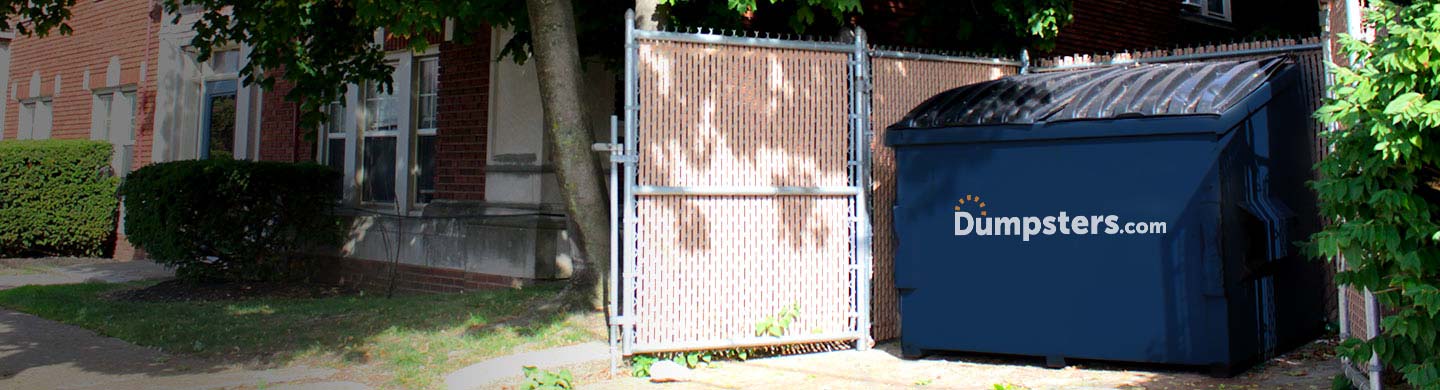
top-left (607, 114), bottom-right (621, 371)
top-left (622, 9), bottom-right (640, 355)
top-left (851, 27), bottom-right (874, 350)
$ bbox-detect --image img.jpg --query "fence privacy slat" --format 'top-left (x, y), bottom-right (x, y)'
top-left (868, 58), bottom-right (1018, 341)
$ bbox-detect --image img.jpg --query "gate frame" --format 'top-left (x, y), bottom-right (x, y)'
top-left (612, 10), bottom-right (876, 357)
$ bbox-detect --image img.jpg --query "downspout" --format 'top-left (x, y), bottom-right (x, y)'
top-left (1343, 2), bottom-right (1382, 389)
top-left (293, 95), bottom-right (302, 162)
top-left (139, 2), bottom-right (159, 168)
top-left (1322, 0), bottom-right (1347, 345)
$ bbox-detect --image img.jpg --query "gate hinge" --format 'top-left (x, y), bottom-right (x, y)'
top-left (611, 155), bottom-right (638, 164)
top-left (611, 315), bottom-right (636, 325)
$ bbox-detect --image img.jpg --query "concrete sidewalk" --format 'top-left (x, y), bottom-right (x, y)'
top-left (445, 342), bottom-right (609, 390)
top-left (0, 258), bottom-right (174, 289)
top-left (0, 258), bottom-right (366, 390)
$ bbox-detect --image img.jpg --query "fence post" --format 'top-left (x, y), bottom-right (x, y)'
top-left (620, 8), bottom-right (640, 357)
top-left (1019, 48), bottom-right (1030, 74)
top-left (851, 26), bottom-right (874, 351)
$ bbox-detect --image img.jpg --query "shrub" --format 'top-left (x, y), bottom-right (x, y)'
top-left (0, 140), bottom-right (119, 257)
top-left (120, 159), bottom-right (342, 282)
top-left (1311, 1), bottom-right (1440, 388)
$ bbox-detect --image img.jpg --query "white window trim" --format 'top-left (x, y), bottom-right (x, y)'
top-left (318, 49), bottom-right (440, 215)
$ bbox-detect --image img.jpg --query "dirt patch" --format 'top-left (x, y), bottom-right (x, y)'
top-left (106, 279), bottom-right (360, 302)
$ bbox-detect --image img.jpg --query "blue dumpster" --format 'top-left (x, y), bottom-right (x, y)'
top-left (885, 57), bottom-right (1326, 375)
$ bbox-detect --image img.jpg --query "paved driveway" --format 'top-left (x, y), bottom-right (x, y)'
top-left (579, 341), bottom-right (1339, 390)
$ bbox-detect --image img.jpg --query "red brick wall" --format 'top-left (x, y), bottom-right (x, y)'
top-left (434, 31), bottom-right (491, 201)
top-left (1052, 0), bottom-right (1179, 55)
top-left (5, 0), bottom-right (160, 168)
top-left (258, 75), bottom-right (311, 162)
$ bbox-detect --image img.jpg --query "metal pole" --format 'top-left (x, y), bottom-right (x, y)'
top-left (868, 50), bottom-right (1024, 67)
top-left (851, 26), bottom-right (874, 351)
top-left (622, 9), bottom-right (641, 356)
top-left (632, 29), bottom-right (854, 53)
top-left (607, 114), bottom-right (621, 374)
top-left (1343, 3), bottom-right (1380, 388)
top-left (1366, 288), bottom-right (1382, 390)
top-left (633, 185), bottom-right (859, 196)
top-left (1019, 48), bottom-right (1030, 74)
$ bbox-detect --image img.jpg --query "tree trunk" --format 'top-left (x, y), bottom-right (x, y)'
top-left (525, 0), bottom-right (610, 310)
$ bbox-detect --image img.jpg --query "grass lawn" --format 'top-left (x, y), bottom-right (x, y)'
top-left (0, 281), bottom-right (604, 389)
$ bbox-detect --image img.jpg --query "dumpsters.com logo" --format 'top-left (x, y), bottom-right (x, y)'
top-left (952, 194), bottom-right (1167, 241)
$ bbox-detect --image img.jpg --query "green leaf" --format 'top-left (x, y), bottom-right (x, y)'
top-left (1385, 92), bottom-right (1424, 115)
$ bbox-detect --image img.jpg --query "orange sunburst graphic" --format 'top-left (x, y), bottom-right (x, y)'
top-left (953, 194), bottom-right (987, 216)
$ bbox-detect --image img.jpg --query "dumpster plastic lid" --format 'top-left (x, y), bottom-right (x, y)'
top-left (890, 56), bottom-right (1292, 129)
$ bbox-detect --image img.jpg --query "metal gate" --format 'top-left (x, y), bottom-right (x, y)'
top-left (609, 12), bottom-right (873, 355)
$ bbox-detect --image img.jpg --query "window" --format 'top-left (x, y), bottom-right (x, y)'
top-left (324, 52), bottom-right (439, 210)
top-left (201, 80), bottom-right (238, 159)
top-left (1203, 0), bottom-right (1230, 21)
top-left (321, 101), bottom-right (349, 193)
top-left (93, 89), bottom-right (137, 175)
top-left (199, 49), bottom-right (241, 160)
top-left (415, 57), bottom-right (439, 203)
top-left (18, 99), bottom-right (52, 140)
top-left (1183, 0), bottom-right (1231, 22)
top-left (208, 49), bottom-right (241, 75)
top-left (362, 77), bottom-right (400, 203)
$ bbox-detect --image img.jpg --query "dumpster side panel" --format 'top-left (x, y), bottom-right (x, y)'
top-left (893, 130), bottom-right (1231, 365)
top-left (1262, 84), bottom-right (1328, 351)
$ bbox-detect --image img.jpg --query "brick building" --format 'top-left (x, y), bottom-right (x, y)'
top-left (1054, 0), bottom-right (1322, 55)
top-left (3, 1), bottom-right (614, 292)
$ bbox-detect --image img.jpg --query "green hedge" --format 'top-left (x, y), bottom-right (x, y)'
top-left (0, 140), bottom-right (119, 257)
top-left (120, 159), bottom-right (343, 282)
